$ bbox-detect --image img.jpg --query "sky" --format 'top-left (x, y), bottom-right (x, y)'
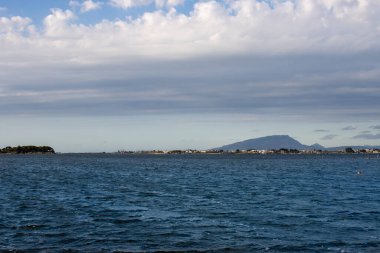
top-left (0, 0), bottom-right (380, 152)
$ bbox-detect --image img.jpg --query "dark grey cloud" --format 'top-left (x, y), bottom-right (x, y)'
top-left (314, 129), bottom-right (329, 133)
top-left (0, 0), bottom-right (380, 125)
top-left (360, 131), bottom-right (371, 134)
top-left (1, 52), bottom-right (380, 121)
top-left (370, 125), bottom-right (380, 130)
top-left (321, 134), bottom-right (338, 140)
top-left (342, 126), bottom-right (356, 131)
top-left (352, 134), bottom-right (380, 140)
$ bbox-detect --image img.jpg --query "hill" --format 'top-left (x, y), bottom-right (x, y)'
top-left (214, 135), bottom-right (380, 151)
top-left (214, 135), bottom-right (320, 151)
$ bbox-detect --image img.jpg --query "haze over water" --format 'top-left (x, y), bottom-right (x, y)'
top-left (1, 154), bottom-right (380, 252)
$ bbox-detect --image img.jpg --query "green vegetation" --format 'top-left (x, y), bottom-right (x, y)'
top-left (0, 146), bottom-right (55, 154)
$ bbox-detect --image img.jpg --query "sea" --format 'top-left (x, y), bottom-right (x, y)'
top-left (1, 154), bottom-right (379, 252)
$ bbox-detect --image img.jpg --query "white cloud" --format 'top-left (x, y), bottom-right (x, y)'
top-left (155, 0), bottom-right (183, 8)
top-left (81, 0), bottom-right (102, 12)
top-left (110, 0), bottom-right (183, 9)
top-left (166, 0), bottom-right (183, 7)
top-left (43, 9), bottom-right (76, 36)
top-left (0, 16), bottom-right (32, 33)
top-left (1, 0), bottom-right (380, 63)
top-left (70, 0), bottom-right (102, 12)
top-left (109, 0), bottom-right (151, 9)
top-left (69, 0), bottom-right (81, 8)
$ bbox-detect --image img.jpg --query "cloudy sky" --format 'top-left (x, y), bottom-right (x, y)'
top-left (0, 0), bottom-right (380, 152)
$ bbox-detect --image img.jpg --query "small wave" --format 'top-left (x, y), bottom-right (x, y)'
top-left (112, 218), bottom-right (142, 224)
top-left (17, 224), bottom-right (46, 230)
top-left (112, 246), bottom-right (254, 253)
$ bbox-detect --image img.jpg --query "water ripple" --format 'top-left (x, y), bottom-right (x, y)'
top-left (1, 154), bottom-right (380, 252)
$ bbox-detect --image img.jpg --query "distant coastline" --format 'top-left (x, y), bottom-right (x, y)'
top-left (2, 134), bottom-right (380, 155)
top-left (117, 135), bottom-right (380, 155)
top-left (117, 148), bottom-right (380, 155)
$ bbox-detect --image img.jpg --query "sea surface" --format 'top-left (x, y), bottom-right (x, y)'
top-left (1, 154), bottom-right (380, 252)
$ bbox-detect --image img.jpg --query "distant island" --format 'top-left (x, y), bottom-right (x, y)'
top-left (0, 146), bottom-right (55, 154)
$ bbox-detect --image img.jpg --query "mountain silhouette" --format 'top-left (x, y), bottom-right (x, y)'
top-left (215, 135), bottom-right (323, 151)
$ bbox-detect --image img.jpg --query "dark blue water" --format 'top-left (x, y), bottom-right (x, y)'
top-left (1, 154), bottom-right (380, 252)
